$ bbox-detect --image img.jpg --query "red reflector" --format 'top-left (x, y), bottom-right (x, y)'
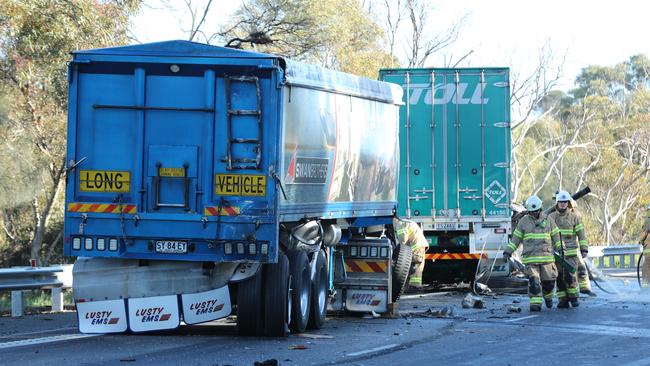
top-left (77, 299), bottom-right (86, 303)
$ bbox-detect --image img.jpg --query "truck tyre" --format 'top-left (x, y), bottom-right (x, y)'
top-left (287, 250), bottom-right (311, 333)
top-left (392, 244), bottom-right (413, 302)
top-left (236, 268), bottom-right (264, 336)
top-left (264, 253), bottom-right (291, 337)
top-left (308, 249), bottom-right (328, 330)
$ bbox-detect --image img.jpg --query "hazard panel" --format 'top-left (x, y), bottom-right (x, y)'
top-left (425, 253), bottom-right (485, 260)
top-left (180, 286), bottom-right (231, 325)
top-left (344, 289), bottom-right (388, 313)
top-left (127, 295), bottom-right (180, 332)
top-left (76, 299), bottom-right (128, 334)
top-left (344, 259), bottom-right (388, 273)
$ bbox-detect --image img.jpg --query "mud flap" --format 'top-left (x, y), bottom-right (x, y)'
top-left (128, 295), bottom-right (180, 332)
top-left (345, 289), bottom-right (388, 313)
top-left (181, 286), bottom-right (231, 325)
top-left (77, 299), bottom-right (128, 334)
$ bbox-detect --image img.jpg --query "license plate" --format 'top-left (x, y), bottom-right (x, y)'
top-left (155, 240), bottom-right (188, 254)
top-left (434, 222), bottom-right (470, 231)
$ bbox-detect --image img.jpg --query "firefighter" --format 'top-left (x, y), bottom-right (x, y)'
top-left (640, 203), bottom-right (650, 287)
top-left (549, 190), bottom-right (586, 307)
top-left (503, 196), bottom-right (563, 311)
top-left (394, 218), bottom-right (430, 291)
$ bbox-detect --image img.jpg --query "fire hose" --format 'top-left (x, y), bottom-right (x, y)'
top-left (638, 246), bottom-right (645, 289)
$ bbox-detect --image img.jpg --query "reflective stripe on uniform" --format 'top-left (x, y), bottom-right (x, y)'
top-left (567, 287), bottom-right (579, 295)
top-left (543, 291), bottom-right (554, 299)
top-left (522, 256), bottom-right (554, 264)
top-left (575, 224), bottom-right (585, 232)
top-left (507, 241), bottom-right (518, 252)
top-left (559, 229), bottom-right (574, 236)
top-left (409, 276), bottom-right (422, 285)
top-left (523, 233), bottom-right (551, 240)
top-left (565, 248), bottom-right (579, 256)
top-left (557, 291), bottom-right (567, 299)
top-left (513, 229), bottom-right (524, 239)
top-left (554, 241), bottom-right (563, 250)
top-left (529, 297), bottom-right (543, 304)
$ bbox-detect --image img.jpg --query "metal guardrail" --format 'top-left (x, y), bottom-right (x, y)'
top-left (588, 245), bottom-right (643, 269)
top-left (0, 265), bottom-right (73, 317)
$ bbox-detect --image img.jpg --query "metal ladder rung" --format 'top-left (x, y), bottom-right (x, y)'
top-left (221, 158), bottom-right (258, 164)
top-left (228, 109), bottom-right (260, 116)
top-left (231, 138), bottom-right (260, 144)
top-left (230, 76), bottom-right (259, 82)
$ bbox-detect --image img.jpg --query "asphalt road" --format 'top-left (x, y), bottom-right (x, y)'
top-left (1, 271), bottom-right (649, 366)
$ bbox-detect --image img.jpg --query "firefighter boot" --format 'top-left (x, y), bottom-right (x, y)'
top-left (557, 300), bottom-right (569, 309)
top-left (570, 299), bottom-right (579, 307)
top-left (529, 305), bottom-right (541, 312)
top-left (545, 298), bottom-right (553, 309)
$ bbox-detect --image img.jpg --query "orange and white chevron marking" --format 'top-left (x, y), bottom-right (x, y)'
top-left (204, 206), bottom-right (240, 216)
top-left (344, 260), bottom-right (388, 273)
top-left (67, 203), bottom-right (136, 214)
top-left (425, 253), bottom-right (486, 260)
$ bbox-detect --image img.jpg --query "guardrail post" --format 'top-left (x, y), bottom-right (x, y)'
top-left (52, 288), bottom-right (63, 312)
top-left (11, 290), bottom-right (23, 317)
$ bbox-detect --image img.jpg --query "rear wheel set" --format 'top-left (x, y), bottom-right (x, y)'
top-left (237, 249), bottom-right (328, 336)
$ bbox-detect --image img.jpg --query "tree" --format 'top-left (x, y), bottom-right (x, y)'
top-left (0, 0), bottom-right (141, 266)
top-left (217, 0), bottom-right (394, 78)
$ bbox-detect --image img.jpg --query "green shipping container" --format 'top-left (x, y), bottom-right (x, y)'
top-left (380, 68), bottom-right (511, 281)
top-left (380, 68), bottom-right (510, 222)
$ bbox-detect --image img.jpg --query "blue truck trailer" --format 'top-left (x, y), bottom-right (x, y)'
top-left (379, 68), bottom-right (511, 285)
top-left (64, 41), bottom-right (404, 335)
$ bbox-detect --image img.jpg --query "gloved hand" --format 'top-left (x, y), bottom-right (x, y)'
top-left (581, 250), bottom-right (588, 258)
top-left (503, 252), bottom-right (511, 261)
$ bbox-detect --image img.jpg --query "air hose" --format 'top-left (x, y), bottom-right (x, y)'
top-left (638, 249), bottom-right (644, 289)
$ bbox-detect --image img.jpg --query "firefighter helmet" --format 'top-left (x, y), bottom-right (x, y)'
top-left (525, 196), bottom-right (543, 211)
top-left (555, 190), bottom-right (571, 202)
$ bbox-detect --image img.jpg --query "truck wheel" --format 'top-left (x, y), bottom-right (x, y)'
top-left (287, 250), bottom-right (311, 333)
top-left (308, 249), bottom-right (328, 330)
top-left (392, 244), bottom-right (413, 302)
top-left (237, 269), bottom-right (264, 336)
top-left (264, 252), bottom-right (291, 337)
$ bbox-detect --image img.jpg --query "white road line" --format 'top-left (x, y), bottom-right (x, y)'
top-left (504, 315), bottom-right (539, 323)
top-left (0, 327), bottom-right (78, 339)
top-left (0, 334), bottom-right (101, 350)
top-left (347, 343), bottom-right (400, 357)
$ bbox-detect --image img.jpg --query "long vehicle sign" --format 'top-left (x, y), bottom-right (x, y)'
top-left (79, 170), bottom-right (130, 193)
top-left (215, 174), bottom-right (266, 196)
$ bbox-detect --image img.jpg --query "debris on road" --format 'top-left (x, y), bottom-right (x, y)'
top-left (288, 345), bottom-right (308, 350)
top-left (462, 293), bottom-right (484, 309)
top-left (507, 306), bottom-right (522, 313)
top-left (295, 333), bottom-right (334, 339)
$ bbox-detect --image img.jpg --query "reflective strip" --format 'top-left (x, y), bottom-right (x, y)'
top-left (68, 203), bottom-right (137, 214)
top-left (522, 256), bottom-right (554, 264)
top-left (554, 241), bottom-right (563, 250)
top-left (507, 242), bottom-right (518, 251)
top-left (567, 287), bottom-right (579, 295)
top-left (559, 229), bottom-right (574, 235)
top-left (579, 279), bottom-right (590, 287)
top-left (529, 297), bottom-right (543, 304)
top-left (565, 248), bottom-right (579, 256)
top-left (523, 233), bottom-right (551, 239)
top-left (579, 240), bottom-right (588, 245)
top-left (551, 228), bottom-right (560, 235)
top-left (409, 276), bottom-right (422, 285)
top-left (575, 224), bottom-right (585, 231)
top-left (557, 291), bottom-right (567, 299)
top-left (204, 206), bottom-right (240, 216)
top-left (543, 292), bottom-right (554, 299)
top-left (580, 244), bottom-right (589, 250)
top-left (513, 229), bottom-right (524, 239)
top-left (425, 253), bottom-right (483, 260)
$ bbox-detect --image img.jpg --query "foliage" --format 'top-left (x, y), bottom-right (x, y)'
top-left (218, 0), bottom-right (394, 78)
top-left (0, 0), bottom-right (140, 266)
top-left (517, 54), bottom-right (650, 244)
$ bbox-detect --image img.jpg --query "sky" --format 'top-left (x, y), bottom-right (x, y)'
top-left (131, 0), bottom-right (650, 91)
